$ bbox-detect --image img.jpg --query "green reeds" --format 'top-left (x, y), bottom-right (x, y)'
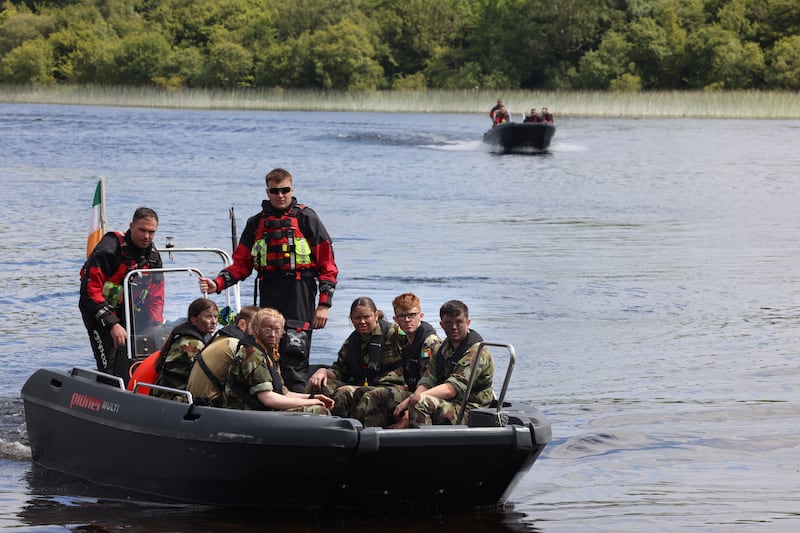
top-left (1, 85), bottom-right (798, 118)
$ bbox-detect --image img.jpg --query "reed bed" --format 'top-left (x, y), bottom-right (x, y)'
top-left (1, 85), bottom-right (798, 118)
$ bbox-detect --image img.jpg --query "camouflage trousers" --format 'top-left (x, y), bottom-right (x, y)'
top-left (352, 386), bottom-right (410, 427)
top-left (306, 378), bottom-right (374, 418)
top-left (306, 377), bottom-right (344, 399)
top-left (306, 377), bottom-right (345, 414)
top-left (408, 395), bottom-right (464, 427)
top-left (330, 384), bottom-right (373, 418)
top-left (287, 405), bottom-right (330, 415)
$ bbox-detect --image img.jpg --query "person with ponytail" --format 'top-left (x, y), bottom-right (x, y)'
top-left (352, 293), bottom-right (442, 428)
top-left (306, 297), bottom-right (402, 418)
top-left (224, 307), bottom-right (333, 413)
top-left (152, 297), bottom-right (218, 400)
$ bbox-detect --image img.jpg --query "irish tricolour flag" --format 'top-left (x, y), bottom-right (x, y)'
top-left (86, 178), bottom-right (107, 258)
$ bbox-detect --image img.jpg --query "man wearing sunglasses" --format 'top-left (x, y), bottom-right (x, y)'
top-left (199, 168), bottom-right (338, 392)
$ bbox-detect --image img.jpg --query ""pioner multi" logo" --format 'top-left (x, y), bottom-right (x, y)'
top-left (69, 392), bottom-right (120, 414)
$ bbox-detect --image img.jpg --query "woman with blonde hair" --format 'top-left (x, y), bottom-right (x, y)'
top-left (224, 307), bottom-right (333, 413)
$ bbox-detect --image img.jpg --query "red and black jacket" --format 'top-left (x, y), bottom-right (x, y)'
top-left (79, 230), bottom-right (164, 328)
top-left (214, 198), bottom-right (338, 307)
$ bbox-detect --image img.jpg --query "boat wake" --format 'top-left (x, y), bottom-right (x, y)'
top-left (551, 430), bottom-right (674, 460)
top-left (547, 141), bottom-right (586, 152)
top-left (348, 273), bottom-right (491, 285)
top-left (421, 139), bottom-right (483, 151)
top-left (0, 438), bottom-right (31, 461)
top-left (337, 131), bottom-right (459, 148)
top-left (0, 397), bottom-right (29, 460)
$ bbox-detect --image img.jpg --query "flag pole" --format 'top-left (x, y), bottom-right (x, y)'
top-left (99, 176), bottom-right (107, 235)
top-left (229, 206), bottom-right (238, 253)
top-left (86, 177), bottom-right (108, 258)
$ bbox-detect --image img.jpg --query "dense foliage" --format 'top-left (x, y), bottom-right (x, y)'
top-left (1, 0), bottom-right (799, 90)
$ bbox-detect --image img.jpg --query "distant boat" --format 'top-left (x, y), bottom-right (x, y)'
top-left (483, 122), bottom-right (556, 153)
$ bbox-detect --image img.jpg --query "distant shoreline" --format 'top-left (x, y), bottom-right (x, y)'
top-left (1, 86), bottom-right (798, 119)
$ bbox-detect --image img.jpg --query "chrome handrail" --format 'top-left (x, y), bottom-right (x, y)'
top-left (122, 266), bottom-right (205, 363)
top-left (120, 247), bottom-right (241, 364)
top-left (161, 246), bottom-right (240, 311)
top-left (133, 381), bottom-right (194, 404)
top-left (456, 342), bottom-right (516, 425)
top-left (71, 367), bottom-right (125, 390)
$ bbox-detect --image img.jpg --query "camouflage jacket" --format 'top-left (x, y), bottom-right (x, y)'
top-left (386, 322), bottom-right (442, 390)
top-left (224, 338), bottom-right (283, 410)
top-left (153, 324), bottom-right (207, 397)
top-left (330, 320), bottom-right (403, 387)
top-left (418, 331), bottom-right (494, 410)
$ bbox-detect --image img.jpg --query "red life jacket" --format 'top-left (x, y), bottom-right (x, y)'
top-left (127, 350), bottom-right (160, 395)
top-left (250, 206), bottom-right (314, 276)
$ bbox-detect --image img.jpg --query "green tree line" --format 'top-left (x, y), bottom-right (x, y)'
top-left (1, 0), bottom-right (799, 91)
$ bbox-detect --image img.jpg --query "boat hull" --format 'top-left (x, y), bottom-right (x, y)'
top-left (22, 367), bottom-right (358, 508)
top-left (483, 122), bottom-right (555, 153)
top-left (22, 367), bottom-right (551, 510)
top-left (338, 417), bottom-right (549, 510)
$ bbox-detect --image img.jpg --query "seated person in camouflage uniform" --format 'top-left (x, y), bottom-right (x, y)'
top-left (395, 300), bottom-right (494, 427)
top-left (306, 297), bottom-right (402, 418)
top-left (224, 307), bottom-right (333, 414)
top-left (186, 305), bottom-right (259, 406)
top-left (352, 293), bottom-right (442, 428)
top-left (152, 297), bottom-right (218, 400)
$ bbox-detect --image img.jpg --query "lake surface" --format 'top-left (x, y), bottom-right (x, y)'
top-left (1, 103), bottom-right (800, 531)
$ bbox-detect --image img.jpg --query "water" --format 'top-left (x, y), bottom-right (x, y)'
top-left (2, 103), bottom-right (800, 531)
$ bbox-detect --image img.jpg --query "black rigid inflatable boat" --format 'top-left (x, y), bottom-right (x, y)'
top-left (483, 122), bottom-right (556, 153)
top-left (22, 364), bottom-right (550, 510)
top-left (22, 247), bottom-right (551, 511)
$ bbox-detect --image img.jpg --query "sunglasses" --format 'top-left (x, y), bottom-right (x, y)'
top-left (268, 186), bottom-right (292, 195)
